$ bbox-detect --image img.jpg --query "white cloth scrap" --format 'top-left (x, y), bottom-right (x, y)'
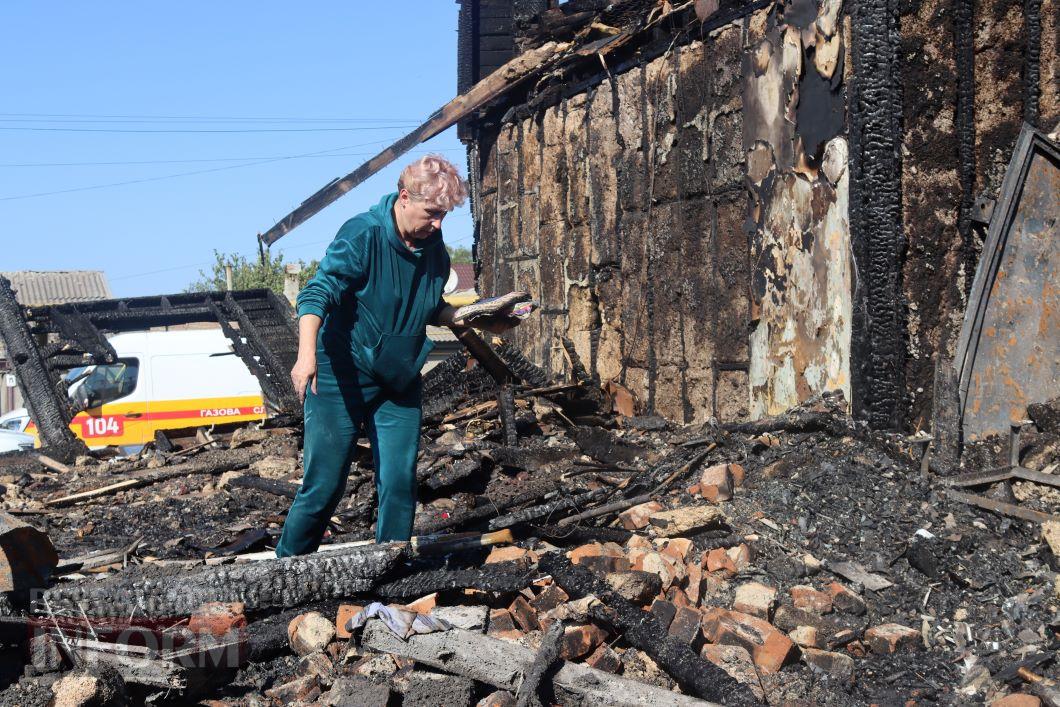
top-left (345, 602), bottom-right (453, 640)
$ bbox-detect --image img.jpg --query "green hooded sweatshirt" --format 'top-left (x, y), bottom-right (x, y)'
top-left (296, 192), bottom-right (450, 392)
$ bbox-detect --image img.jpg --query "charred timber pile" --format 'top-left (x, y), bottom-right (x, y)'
top-left (1, 343), bottom-right (1058, 705)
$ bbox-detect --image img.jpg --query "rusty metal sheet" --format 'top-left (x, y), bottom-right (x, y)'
top-left (955, 125), bottom-right (1060, 441)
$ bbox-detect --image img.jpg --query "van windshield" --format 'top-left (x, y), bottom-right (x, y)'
top-left (77, 358), bottom-right (140, 409)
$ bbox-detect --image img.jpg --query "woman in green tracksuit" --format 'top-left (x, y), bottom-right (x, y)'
top-left (276, 155), bottom-right (512, 557)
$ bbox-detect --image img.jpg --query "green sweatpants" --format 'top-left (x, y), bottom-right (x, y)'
top-left (276, 362), bottom-right (421, 557)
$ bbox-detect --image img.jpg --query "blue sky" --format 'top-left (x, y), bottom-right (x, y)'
top-left (0, 3), bottom-right (472, 297)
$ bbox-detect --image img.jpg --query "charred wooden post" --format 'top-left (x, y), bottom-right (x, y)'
top-left (515, 619), bottom-right (565, 707)
top-left (539, 554), bottom-right (757, 705)
top-left (39, 543), bottom-right (406, 618)
top-left (0, 277), bottom-right (87, 462)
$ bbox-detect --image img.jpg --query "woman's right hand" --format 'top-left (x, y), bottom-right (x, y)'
top-left (291, 355), bottom-right (318, 403)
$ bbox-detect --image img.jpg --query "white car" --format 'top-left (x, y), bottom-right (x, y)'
top-left (0, 408), bottom-right (30, 433)
top-left (0, 428), bottom-right (34, 454)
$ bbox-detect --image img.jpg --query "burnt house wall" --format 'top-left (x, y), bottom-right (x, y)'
top-left (475, 16), bottom-right (758, 423)
top-left (897, 0), bottom-right (1058, 430)
top-left (466, 0), bottom-right (1056, 429)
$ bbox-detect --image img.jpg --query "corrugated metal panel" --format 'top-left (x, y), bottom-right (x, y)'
top-left (0, 271), bottom-right (113, 306)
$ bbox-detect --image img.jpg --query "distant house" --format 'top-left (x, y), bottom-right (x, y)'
top-left (0, 271), bottom-right (113, 415)
top-left (443, 263), bottom-right (478, 307)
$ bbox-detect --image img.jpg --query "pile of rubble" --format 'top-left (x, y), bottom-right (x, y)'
top-left (0, 345), bottom-right (1057, 706)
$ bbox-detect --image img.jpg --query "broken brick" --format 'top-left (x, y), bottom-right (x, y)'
top-left (701, 644), bottom-right (764, 700)
top-left (667, 605), bottom-right (704, 647)
top-left (265, 675), bottom-right (320, 703)
top-left (791, 585), bottom-right (833, 614)
top-left (990, 695), bottom-right (1043, 707)
top-left (726, 544), bottom-right (752, 571)
top-left (404, 592), bottom-right (438, 614)
top-left (802, 647), bottom-right (855, 680)
top-left (586, 644), bottom-right (622, 673)
top-left (789, 625), bottom-right (821, 648)
top-left (732, 581), bottom-right (776, 619)
top-left (477, 690), bottom-right (517, 707)
top-left (686, 558), bottom-right (703, 605)
top-left (648, 505), bottom-right (726, 536)
top-left (625, 534), bottom-right (654, 550)
top-left (487, 609), bottom-right (522, 640)
top-left (698, 463), bottom-right (734, 502)
top-left (288, 612), bottom-right (336, 656)
top-left (578, 555), bottom-right (632, 574)
top-left (701, 608), bottom-right (798, 674)
top-left (508, 596), bottom-right (541, 632)
top-left (188, 602), bottom-right (246, 637)
top-left (650, 598), bottom-right (678, 631)
top-left (335, 604), bottom-right (364, 640)
top-left (560, 623), bottom-right (607, 660)
top-left (485, 546), bottom-right (536, 564)
top-left (633, 551), bottom-right (678, 590)
top-left (657, 537), bottom-right (693, 563)
top-left (605, 570), bottom-right (662, 603)
top-left (827, 582), bottom-right (867, 615)
top-left (619, 501), bottom-right (665, 530)
top-left (865, 623), bottom-right (920, 654)
top-left (705, 548), bottom-right (736, 575)
top-left (530, 584), bottom-right (569, 614)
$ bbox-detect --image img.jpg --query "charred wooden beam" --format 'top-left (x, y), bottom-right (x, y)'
top-left (226, 475), bottom-right (300, 499)
top-left (539, 554), bottom-right (757, 705)
top-left (373, 559), bottom-right (534, 599)
top-left (487, 487), bottom-right (611, 530)
top-left (39, 543), bottom-right (406, 618)
top-left (515, 619), bottom-right (565, 707)
top-left (0, 277), bottom-right (86, 462)
top-left (360, 620), bottom-right (714, 707)
top-left (258, 40), bottom-right (571, 246)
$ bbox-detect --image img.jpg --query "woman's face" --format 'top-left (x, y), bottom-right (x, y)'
top-left (398, 189), bottom-right (448, 240)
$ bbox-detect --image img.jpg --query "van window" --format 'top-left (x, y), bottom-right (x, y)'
top-left (79, 358), bottom-right (139, 408)
top-left (0, 419), bottom-right (20, 431)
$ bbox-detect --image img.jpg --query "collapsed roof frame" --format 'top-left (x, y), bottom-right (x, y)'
top-left (0, 278), bottom-right (300, 461)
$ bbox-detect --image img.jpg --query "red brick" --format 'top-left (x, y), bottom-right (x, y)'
top-left (586, 644), bottom-right (622, 673)
top-left (488, 609), bottom-right (522, 640)
top-left (188, 602), bottom-right (246, 637)
top-left (732, 582), bottom-right (776, 619)
top-left (701, 608), bottom-right (798, 674)
top-left (827, 582), bottom-right (867, 615)
top-left (726, 544), bottom-right (752, 571)
top-left (668, 606), bottom-right (704, 647)
top-left (658, 538), bottom-right (693, 563)
top-left (486, 546), bottom-right (536, 564)
top-left (531, 584), bottom-right (570, 614)
top-left (990, 695), bottom-right (1042, 707)
top-left (789, 625), bottom-right (821, 648)
top-left (633, 551), bottom-right (678, 590)
top-left (625, 534), bottom-right (654, 550)
top-left (698, 463), bottom-right (734, 502)
top-left (728, 463), bottom-right (746, 486)
top-left (791, 585), bottom-right (833, 614)
top-left (560, 624), bottom-right (607, 660)
top-left (265, 675), bottom-right (320, 703)
top-left (865, 623), bottom-right (920, 654)
top-left (667, 587), bottom-right (691, 608)
top-left (686, 558), bottom-right (703, 605)
top-left (620, 501), bottom-right (664, 530)
top-left (648, 505), bottom-right (726, 536)
top-left (802, 647), bottom-right (855, 680)
top-left (705, 548), bottom-right (736, 575)
top-left (846, 640), bottom-right (868, 658)
top-left (334, 604), bottom-right (364, 640)
top-left (404, 593), bottom-right (437, 614)
top-left (650, 599), bottom-right (678, 630)
top-left (509, 596), bottom-right (541, 632)
top-left (605, 570), bottom-right (661, 603)
top-left (701, 644), bottom-right (764, 700)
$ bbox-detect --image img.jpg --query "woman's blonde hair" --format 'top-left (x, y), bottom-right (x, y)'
top-left (398, 154), bottom-right (469, 211)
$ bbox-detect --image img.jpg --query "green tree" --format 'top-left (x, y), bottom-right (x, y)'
top-left (446, 245), bottom-right (473, 264)
top-left (187, 250), bottom-right (319, 295)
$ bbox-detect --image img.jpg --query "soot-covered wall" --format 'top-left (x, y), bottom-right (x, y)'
top-left (475, 16), bottom-right (756, 424)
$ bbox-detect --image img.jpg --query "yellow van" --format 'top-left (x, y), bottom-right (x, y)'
top-left (25, 329), bottom-right (267, 448)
